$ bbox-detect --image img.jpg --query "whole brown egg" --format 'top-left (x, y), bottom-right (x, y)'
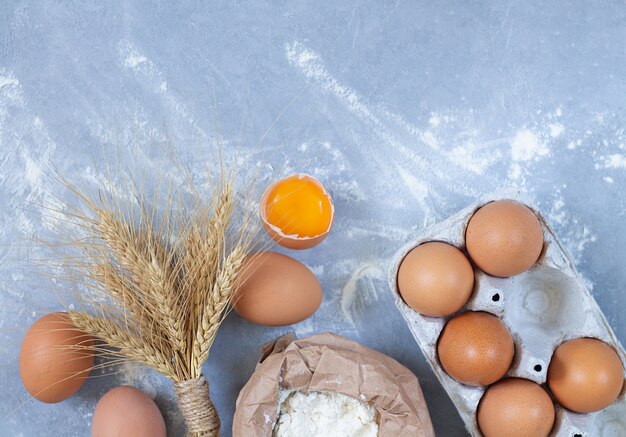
top-left (19, 312), bottom-right (94, 403)
top-left (92, 386), bottom-right (166, 437)
top-left (397, 242), bottom-right (474, 317)
top-left (465, 200), bottom-right (544, 277)
top-left (477, 378), bottom-right (555, 437)
top-left (548, 337), bottom-right (624, 413)
top-left (233, 252), bottom-right (322, 326)
top-left (437, 311), bottom-right (514, 386)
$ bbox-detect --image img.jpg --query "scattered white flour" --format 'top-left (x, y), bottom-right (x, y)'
top-left (0, 74), bottom-right (21, 97)
top-left (420, 130), bottom-right (439, 149)
top-left (0, 71), bottom-right (24, 131)
top-left (341, 263), bottom-right (385, 326)
top-left (508, 129), bottom-right (550, 181)
top-left (114, 362), bottom-right (158, 400)
top-left (285, 41), bottom-right (375, 126)
top-left (448, 142), bottom-right (500, 174)
top-left (273, 391), bottom-right (378, 437)
top-left (511, 129), bottom-right (549, 161)
top-left (123, 53), bottom-right (148, 69)
top-left (601, 154), bottom-right (626, 169)
top-left (285, 40), bottom-right (480, 199)
top-left (116, 39), bottom-right (207, 143)
top-left (21, 150), bottom-right (44, 188)
top-left (428, 114), bottom-right (441, 127)
top-left (284, 44), bottom-right (611, 325)
top-left (546, 192), bottom-right (599, 264)
top-left (548, 196), bottom-right (567, 226)
top-left (548, 122), bottom-right (565, 138)
top-left (396, 165), bottom-right (431, 220)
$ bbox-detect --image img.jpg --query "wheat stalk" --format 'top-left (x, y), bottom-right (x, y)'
top-left (50, 168), bottom-right (257, 437)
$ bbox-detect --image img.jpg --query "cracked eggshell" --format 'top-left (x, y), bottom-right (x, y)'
top-left (259, 173), bottom-right (334, 250)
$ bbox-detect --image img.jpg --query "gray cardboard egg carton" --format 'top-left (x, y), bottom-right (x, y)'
top-left (388, 191), bottom-right (626, 437)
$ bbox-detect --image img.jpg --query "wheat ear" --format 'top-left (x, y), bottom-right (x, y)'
top-left (48, 168), bottom-right (257, 437)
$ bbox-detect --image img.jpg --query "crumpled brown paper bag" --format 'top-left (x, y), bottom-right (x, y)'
top-left (233, 332), bottom-right (434, 436)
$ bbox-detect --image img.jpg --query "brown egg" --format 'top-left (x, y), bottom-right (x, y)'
top-left (397, 242), bottom-right (474, 317)
top-left (477, 378), bottom-right (555, 437)
top-left (547, 337), bottom-right (624, 413)
top-left (233, 252), bottom-right (322, 326)
top-left (92, 386), bottom-right (166, 437)
top-left (437, 311), bottom-right (514, 386)
top-left (19, 312), bottom-right (94, 403)
top-left (465, 200), bottom-right (544, 277)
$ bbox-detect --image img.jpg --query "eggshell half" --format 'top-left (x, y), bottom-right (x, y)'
top-left (259, 174), bottom-right (334, 250)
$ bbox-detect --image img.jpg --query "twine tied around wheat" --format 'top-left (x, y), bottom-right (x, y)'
top-left (174, 377), bottom-right (220, 436)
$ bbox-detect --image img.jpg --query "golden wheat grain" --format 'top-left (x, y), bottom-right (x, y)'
top-left (192, 244), bottom-right (245, 373)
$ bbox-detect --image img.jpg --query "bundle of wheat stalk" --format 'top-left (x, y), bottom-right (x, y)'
top-left (51, 167), bottom-right (258, 437)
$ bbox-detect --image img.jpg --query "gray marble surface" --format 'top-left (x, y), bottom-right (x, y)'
top-left (1, 2), bottom-right (625, 436)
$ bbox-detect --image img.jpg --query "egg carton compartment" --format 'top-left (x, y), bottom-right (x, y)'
top-left (388, 191), bottom-right (626, 437)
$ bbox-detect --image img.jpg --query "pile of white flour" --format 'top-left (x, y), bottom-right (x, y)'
top-left (273, 390), bottom-right (378, 437)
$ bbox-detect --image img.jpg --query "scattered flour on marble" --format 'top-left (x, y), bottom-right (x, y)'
top-left (114, 362), bottom-right (159, 400)
top-left (123, 54), bottom-right (148, 69)
top-left (21, 150), bottom-right (44, 191)
top-left (341, 220), bottom-right (422, 243)
top-left (600, 154), bottom-right (626, 169)
top-left (509, 129), bottom-right (549, 180)
top-left (447, 141), bottom-right (501, 175)
top-left (285, 41), bottom-right (481, 200)
top-left (116, 39), bottom-right (211, 144)
top-left (548, 122), bottom-right (565, 138)
top-left (0, 74), bottom-right (64, 236)
top-left (379, 107), bottom-right (440, 149)
top-left (292, 317), bottom-right (317, 338)
top-left (396, 165), bottom-right (431, 223)
top-left (283, 41), bottom-right (615, 326)
top-left (0, 71), bottom-right (24, 142)
top-left (544, 191), bottom-right (598, 265)
top-left (284, 42), bottom-right (377, 129)
top-left (0, 72), bottom-right (22, 109)
top-left (340, 263), bottom-right (385, 326)
top-left (511, 129), bottom-right (549, 161)
top-left (118, 40), bottom-right (168, 94)
top-left (428, 114), bottom-right (441, 128)
top-left (547, 196), bottom-right (567, 226)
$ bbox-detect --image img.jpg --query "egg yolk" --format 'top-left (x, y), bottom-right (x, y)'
top-left (264, 175), bottom-right (332, 238)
